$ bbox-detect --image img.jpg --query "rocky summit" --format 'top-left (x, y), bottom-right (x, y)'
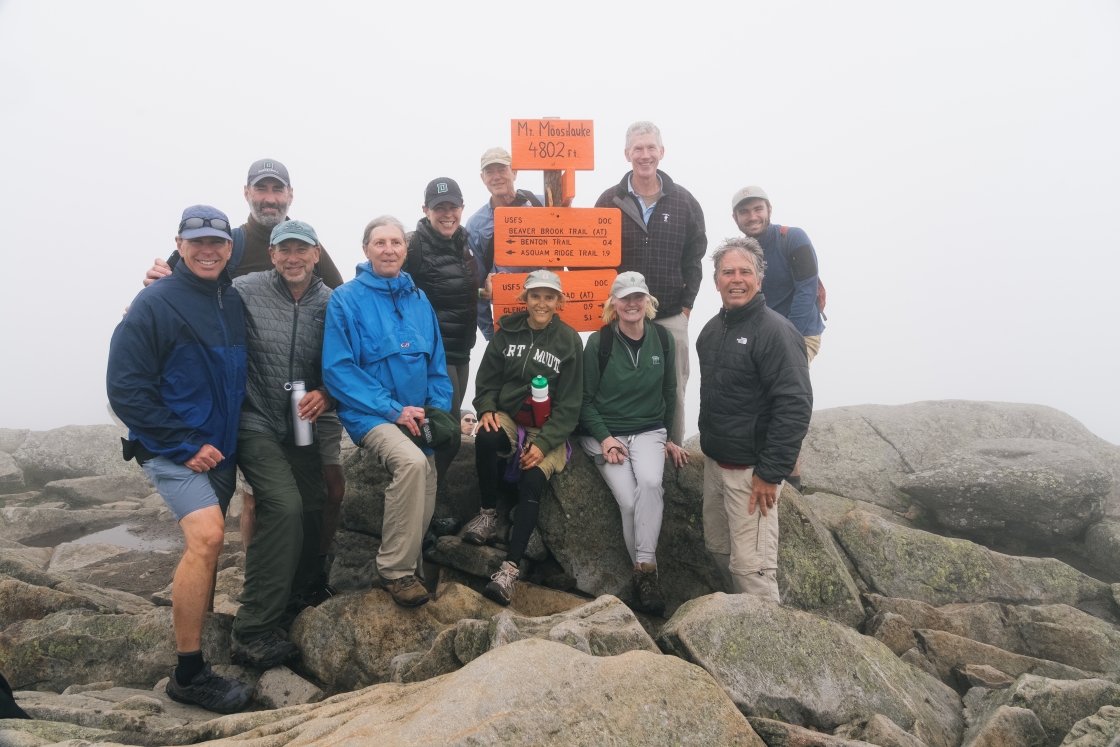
top-left (1, 399), bottom-right (1119, 746)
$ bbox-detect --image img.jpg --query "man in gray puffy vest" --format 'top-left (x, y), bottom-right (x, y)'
top-left (227, 219), bottom-right (333, 668)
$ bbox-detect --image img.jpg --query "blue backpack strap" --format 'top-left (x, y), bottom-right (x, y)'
top-left (229, 226), bottom-right (245, 273)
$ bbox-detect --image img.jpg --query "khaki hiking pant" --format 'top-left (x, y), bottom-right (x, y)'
top-left (360, 423), bottom-right (437, 581)
top-left (702, 457), bottom-right (781, 603)
top-left (804, 334), bottom-right (822, 368)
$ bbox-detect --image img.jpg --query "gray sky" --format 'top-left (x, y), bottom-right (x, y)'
top-left (1, 1), bottom-right (1118, 444)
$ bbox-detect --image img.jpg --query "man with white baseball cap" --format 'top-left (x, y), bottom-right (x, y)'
top-left (464, 146), bottom-right (546, 339)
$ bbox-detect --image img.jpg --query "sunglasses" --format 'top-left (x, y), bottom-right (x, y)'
top-left (179, 217), bottom-right (232, 235)
top-left (463, 417), bottom-right (477, 423)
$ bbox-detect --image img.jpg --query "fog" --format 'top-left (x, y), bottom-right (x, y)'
top-left (1, 1), bottom-right (1117, 443)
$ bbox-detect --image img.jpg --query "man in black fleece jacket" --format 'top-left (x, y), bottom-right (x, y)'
top-left (696, 237), bottom-right (812, 602)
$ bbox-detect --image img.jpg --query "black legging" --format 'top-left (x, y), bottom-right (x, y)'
top-left (475, 426), bottom-right (547, 564)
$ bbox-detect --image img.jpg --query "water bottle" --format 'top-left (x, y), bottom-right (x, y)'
top-left (515, 376), bottom-right (552, 428)
top-left (287, 380), bottom-right (314, 446)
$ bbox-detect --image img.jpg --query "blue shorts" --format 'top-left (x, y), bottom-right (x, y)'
top-left (142, 456), bottom-right (236, 521)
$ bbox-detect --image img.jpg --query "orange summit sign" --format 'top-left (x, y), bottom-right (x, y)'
top-left (493, 207), bottom-right (620, 268)
top-left (510, 119), bottom-right (595, 171)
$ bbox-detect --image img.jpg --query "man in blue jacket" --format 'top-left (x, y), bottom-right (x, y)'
top-left (323, 215), bottom-right (454, 608)
top-left (107, 205), bottom-right (251, 714)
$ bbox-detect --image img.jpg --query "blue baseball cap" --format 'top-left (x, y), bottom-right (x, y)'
top-left (178, 205), bottom-right (234, 241)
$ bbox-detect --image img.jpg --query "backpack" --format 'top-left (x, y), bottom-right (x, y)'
top-left (598, 323), bottom-right (670, 376)
top-left (483, 190), bottom-right (544, 272)
top-left (778, 225), bottom-right (827, 320)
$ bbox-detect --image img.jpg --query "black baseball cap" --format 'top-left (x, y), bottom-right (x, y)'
top-left (247, 158), bottom-right (291, 187)
top-left (424, 177), bottom-right (464, 209)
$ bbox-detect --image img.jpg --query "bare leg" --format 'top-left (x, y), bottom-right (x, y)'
top-left (319, 464), bottom-right (345, 555)
top-left (791, 453), bottom-right (802, 478)
top-left (172, 506), bottom-right (226, 652)
top-left (239, 490), bottom-right (256, 548)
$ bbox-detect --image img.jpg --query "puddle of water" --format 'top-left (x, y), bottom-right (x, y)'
top-left (73, 524), bottom-right (179, 553)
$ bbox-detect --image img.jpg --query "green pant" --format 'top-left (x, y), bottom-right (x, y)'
top-left (233, 429), bottom-right (326, 642)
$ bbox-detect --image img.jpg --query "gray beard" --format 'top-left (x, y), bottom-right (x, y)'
top-left (250, 201), bottom-right (291, 227)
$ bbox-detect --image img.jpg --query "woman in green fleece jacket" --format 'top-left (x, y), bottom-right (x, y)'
top-left (579, 272), bottom-right (688, 616)
top-left (464, 270), bottom-right (583, 605)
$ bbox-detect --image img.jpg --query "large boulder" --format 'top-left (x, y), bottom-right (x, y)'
top-left (966, 675), bottom-right (1120, 746)
top-left (1061, 705), bottom-right (1120, 746)
top-left (1084, 520), bottom-right (1120, 578)
top-left (96, 639), bottom-right (767, 747)
top-left (37, 474), bottom-right (155, 508)
top-left (834, 510), bottom-right (1111, 609)
top-left (904, 439), bottom-right (1110, 543)
top-left (0, 506), bottom-right (135, 543)
top-left (0, 452), bottom-right (24, 495)
top-left (914, 629), bottom-right (1097, 688)
top-left (866, 595), bottom-right (1120, 675)
top-left (659, 593), bottom-right (963, 747)
top-left (961, 703), bottom-right (1048, 747)
top-left (0, 608), bottom-right (232, 691)
top-left (0, 575), bottom-right (102, 628)
top-left (11, 425), bottom-right (145, 489)
top-left (800, 402), bottom-right (1120, 518)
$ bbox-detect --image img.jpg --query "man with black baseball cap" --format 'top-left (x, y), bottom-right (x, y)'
top-left (403, 177), bottom-right (477, 483)
top-left (142, 158), bottom-right (347, 606)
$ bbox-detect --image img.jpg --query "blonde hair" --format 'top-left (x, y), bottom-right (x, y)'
top-left (602, 293), bottom-right (658, 323)
top-left (515, 286), bottom-right (566, 308)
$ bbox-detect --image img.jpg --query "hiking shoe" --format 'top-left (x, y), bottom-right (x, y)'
top-left (429, 516), bottom-right (461, 537)
top-left (166, 664), bottom-right (252, 714)
top-left (633, 564), bottom-right (666, 617)
top-left (380, 574), bottom-right (430, 607)
top-left (230, 630), bottom-right (299, 669)
top-left (484, 560), bottom-right (519, 606)
top-left (303, 581), bottom-right (337, 608)
top-left (462, 508), bottom-right (500, 545)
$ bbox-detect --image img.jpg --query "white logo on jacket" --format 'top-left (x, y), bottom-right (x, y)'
top-left (737, 337), bottom-right (748, 345)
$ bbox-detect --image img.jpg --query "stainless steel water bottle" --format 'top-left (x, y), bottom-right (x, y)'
top-left (287, 380), bottom-right (314, 446)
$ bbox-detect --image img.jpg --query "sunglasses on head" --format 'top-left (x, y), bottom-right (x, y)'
top-left (179, 217), bottom-right (232, 235)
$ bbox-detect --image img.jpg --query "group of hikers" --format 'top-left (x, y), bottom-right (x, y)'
top-left (106, 121), bottom-right (823, 713)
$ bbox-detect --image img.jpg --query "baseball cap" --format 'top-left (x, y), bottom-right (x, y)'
top-left (480, 147), bottom-right (512, 169)
top-left (270, 219), bottom-right (319, 246)
top-left (424, 177), bottom-right (464, 209)
top-left (247, 158), bottom-right (291, 187)
top-left (179, 205), bottom-right (233, 240)
top-left (396, 406), bottom-right (462, 452)
top-left (610, 272), bottom-right (650, 298)
top-left (731, 186), bottom-right (769, 210)
top-left (524, 269), bottom-right (563, 294)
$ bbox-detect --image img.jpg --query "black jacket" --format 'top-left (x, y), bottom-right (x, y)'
top-left (404, 218), bottom-right (478, 364)
top-left (696, 294), bottom-right (812, 483)
top-left (594, 170), bottom-right (706, 318)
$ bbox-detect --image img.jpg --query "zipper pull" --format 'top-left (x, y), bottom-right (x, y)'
top-left (217, 288), bottom-right (223, 309)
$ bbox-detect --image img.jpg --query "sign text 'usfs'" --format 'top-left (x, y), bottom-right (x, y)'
top-left (510, 119), bottom-right (594, 171)
top-left (493, 207), bottom-right (620, 267)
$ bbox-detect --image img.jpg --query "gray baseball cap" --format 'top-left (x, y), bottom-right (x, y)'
top-left (270, 219), bottom-right (318, 246)
top-left (731, 186), bottom-right (769, 210)
top-left (523, 270), bottom-right (563, 294)
top-left (610, 272), bottom-right (650, 298)
top-left (178, 205), bottom-right (233, 240)
top-left (247, 158), bottom-right (291, 187)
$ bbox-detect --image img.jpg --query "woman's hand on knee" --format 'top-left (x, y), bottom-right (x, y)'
top-left (520, 443), bottom-right (545, 470)
top-left (478, 412), bottom-right (501, 433)
top-left (601, 437), bottom-right (628, 465)
top-left (665, 440), bottom-right (689, 468)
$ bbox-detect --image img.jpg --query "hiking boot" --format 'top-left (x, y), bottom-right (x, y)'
top-left (230, 630), bottom-right (299, 669)
top-left (166, 664), bottom-right (252, 714)
top-left (380, 574), bottom-right (430, 607)
top-left (484, 560), bottom-right (519, 606)
top-left (462, 508), bottom-right (500, 545)
top-left (633, 564), bottom-right (666, 617)
top-left (429, 516), bottom-right (461, 537)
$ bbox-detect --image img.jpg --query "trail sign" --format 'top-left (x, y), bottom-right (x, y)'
top-left (511, 119), bottom-right (594, 171)
top-left (492, 270), bottom-right (617, 307)
top-left (494, 207), bottom-right (621, 267)
top-left (494, 301), bottom-right (607, 332)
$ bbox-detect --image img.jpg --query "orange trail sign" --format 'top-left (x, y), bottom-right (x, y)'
top-left (494, 207), bottom-right (621, 267)
top-left (494, 300), bottom-right (608, 333)
top-left (492, 270), bottom-right (617, 333)
top-left (511, 119), bottom-right (595, 171)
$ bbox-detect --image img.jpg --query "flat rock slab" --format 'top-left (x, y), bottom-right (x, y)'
top-left (747, 717), bottom-right (881, 746)
top-left (255, 665), bottom-right (323, 709)
top-left (426, 534), bottom-right (505, 579)
top-left (123, 639), bottom-right (767, 747)
top-left (659, 592), bottom-right (962, 747)
top-left (48, 542), bottom-right (132, 572)
top-left (835, 510), bottom-right (1110, 609)
top-left (0, 506), bottom-right (136, 543)
top-left (12, 425), bottom-right (145, 488)
top-left (915, 629), bottom-right (1096, 689)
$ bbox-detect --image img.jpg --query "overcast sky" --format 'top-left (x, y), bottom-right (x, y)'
top-left (1, 1), bottom-right (1118, 445)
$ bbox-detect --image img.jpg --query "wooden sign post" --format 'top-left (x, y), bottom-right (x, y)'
top-left (498, 117), bottom-right (622, 332)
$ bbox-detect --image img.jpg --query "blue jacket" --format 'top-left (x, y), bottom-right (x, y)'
top-left (322, 263), bottom-right (453, 444)
top-left (107, 263), bottom-right (247, 468)
top-left (758, 224), bottom-right (826, 337)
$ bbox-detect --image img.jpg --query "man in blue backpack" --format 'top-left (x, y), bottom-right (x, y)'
top-left (108, 206), bottom-right (252, 714)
